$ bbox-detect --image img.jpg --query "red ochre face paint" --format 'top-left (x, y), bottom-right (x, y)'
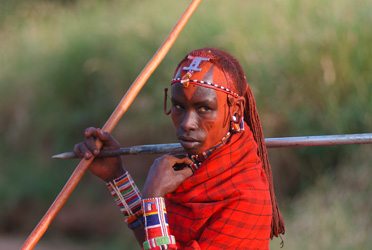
top-left (170, 82), bottom-right (230, 155)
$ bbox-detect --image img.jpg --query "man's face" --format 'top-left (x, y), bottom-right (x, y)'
top-left (171, 82), bottom-right (230, 155)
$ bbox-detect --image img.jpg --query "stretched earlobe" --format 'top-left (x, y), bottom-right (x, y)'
top-left (227, 95), bottom-right (245, 132)
top-left (228, 96), bottom-right (245, 114)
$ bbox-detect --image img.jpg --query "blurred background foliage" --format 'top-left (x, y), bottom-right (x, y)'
top-left (0, 0), bottom-right (371, 249)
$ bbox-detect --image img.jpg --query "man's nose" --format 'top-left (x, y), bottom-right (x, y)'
top-left (180, 111), bottom-right (198, 131)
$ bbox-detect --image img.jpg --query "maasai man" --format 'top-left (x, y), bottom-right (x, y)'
top-left (74, 48), bottom-right (285, 249)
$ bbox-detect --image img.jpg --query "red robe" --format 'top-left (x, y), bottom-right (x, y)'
top-left (165, 126), bottom-right (272, 249)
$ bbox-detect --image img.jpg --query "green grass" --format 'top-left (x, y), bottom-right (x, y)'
top-left (0, 0), bottom-right (371, 249)
top-left (270, 146), bottom-right (372, 250)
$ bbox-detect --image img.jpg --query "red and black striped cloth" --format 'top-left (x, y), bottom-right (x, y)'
top-left (166, 125), bottom-right (272, 249)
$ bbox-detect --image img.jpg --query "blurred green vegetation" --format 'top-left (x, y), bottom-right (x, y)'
top-left (0, 0), bottom-right (371, 249)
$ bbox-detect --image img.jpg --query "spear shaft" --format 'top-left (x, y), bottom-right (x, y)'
top-left (20, 1), bottom-right (202, 249)
top-left (53, 133), bottom-right (372, 159)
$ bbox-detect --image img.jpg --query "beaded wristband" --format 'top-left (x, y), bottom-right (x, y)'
top-left (126, 209), bottom-right (143, 230)
top-left (143, 235), bottom-right (176, 250)
top-left (106, 171), bottom-right (142, 229)
top-left (142, 198), bottom-right (177, 250)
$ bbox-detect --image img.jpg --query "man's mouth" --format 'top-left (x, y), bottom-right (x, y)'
top-left (178, 136), bottom-right (201, 149)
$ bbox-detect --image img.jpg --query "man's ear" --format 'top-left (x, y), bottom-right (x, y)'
top-left (228, 96), bottom-right (245, 123)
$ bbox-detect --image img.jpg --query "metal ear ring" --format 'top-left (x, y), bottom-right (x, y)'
top-left (231, 115), bottom-right (241, 133)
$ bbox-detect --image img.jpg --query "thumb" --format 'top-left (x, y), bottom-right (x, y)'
top-left (96, 128), bottom-right (108, 141)
top-left (96, 129), bottom-right (120, 148)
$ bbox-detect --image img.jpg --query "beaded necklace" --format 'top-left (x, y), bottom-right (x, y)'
top-left (187, 132), bottom-right (232, 173)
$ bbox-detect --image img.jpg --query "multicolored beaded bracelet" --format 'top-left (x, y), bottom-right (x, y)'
top-left (142, 197), bottom-right (177, 250)
top-left (125, 209), bottom-right (143, 230)
top-left (143, 235), bottom-right (176, 250)
top-left (107, 171), bottom-right (143, 230)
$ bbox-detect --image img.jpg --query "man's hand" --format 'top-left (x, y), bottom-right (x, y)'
top-left (73, 127), bottom-right (125, 182)
top-left (142, 154), bottom-right (194, 198)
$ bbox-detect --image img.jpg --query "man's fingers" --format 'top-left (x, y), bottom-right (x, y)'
top-left (74, 143), bottom-right (93, 159)
top-left (166, 154), bottom-right (194, 166)
top-left (84, 127), bottom-right (100, 138)
top-left (73, 144), bottom-right (84, 158)
top-left (84, 134), bottom-right (100, 156)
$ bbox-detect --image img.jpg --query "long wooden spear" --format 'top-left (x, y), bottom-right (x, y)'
top-left (20, 1), bottom-right (202, 249)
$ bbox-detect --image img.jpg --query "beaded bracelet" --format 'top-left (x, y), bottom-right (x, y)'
top-left (143, 235), bottom-right (176, 250)
top-left (142, 197), bottom-right (177, 250)
top-left (106, 171), bottom-right (142, 229)
top-left (125, 209), bottom-right (143, 230)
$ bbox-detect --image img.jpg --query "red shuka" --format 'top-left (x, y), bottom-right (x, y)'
top-left (165, 125), bottom-right (272, 249)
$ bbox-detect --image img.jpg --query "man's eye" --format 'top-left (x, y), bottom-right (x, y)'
top-left (174, 104), bottom-right (182, 109)
top-left (199, 107), bottom-right (210, 112)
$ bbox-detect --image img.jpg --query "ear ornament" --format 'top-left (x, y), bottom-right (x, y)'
top-left (231, 115), bottom-right (245, 133)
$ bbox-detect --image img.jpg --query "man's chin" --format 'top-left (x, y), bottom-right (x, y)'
top-left (180, 140), bottom-right (202, 155)
top-left (183, 147), bottom-right (205, 156)
top-left (179, 145), bottom-right (198, 155)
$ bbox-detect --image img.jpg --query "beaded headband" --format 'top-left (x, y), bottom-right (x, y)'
top-left (170, 56), bottom-right (241, 98)
top-left (171, 78), bottom-right (241, 98)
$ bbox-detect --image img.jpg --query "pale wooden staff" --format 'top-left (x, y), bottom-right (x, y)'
top-left (20, 1), bottom-right (202, 249)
